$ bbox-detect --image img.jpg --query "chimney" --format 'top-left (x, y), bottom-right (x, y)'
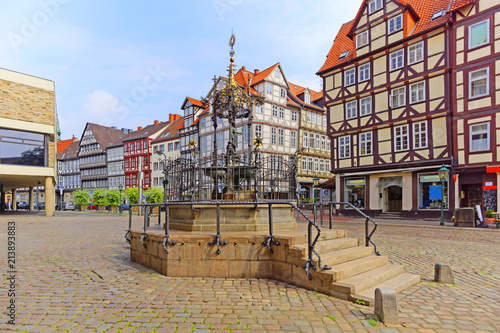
top-left (137, 126), bottom-right (143, 131)
top-left (169, 114), bottom-right (181, 122)
top-left (254, 69), bottom-right (260, 74)
top-left (154, 120), bottom-right (159, 125)
top-left (242, 66), bottom-right (246, 71)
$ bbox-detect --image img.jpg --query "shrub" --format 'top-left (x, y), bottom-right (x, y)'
top-left (144, 187), bottom-right (164, 204)
top-left (485, 209), bottom-right (495, 218)
top-left (92, 189), bottom-right (106, 206)
top-left (74, 190), bottom-right (90, 206)
top-left (104, 190), bottom-right (120, 206)
top-left (125, 188), bottom-right (139, 204)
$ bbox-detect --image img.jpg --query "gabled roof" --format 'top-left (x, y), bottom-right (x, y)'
top-left (251, 63), bottom-right (280, 86)
top-left (287, 81), bottom-right (324, 112)
top-left (182, 97), bottom-right (204, 110)
top-left (151, 117), bottom-right (184, 144)
top-left (121, 121), bottom-right (170, 142)
top-left (57, 140), bottom-right (80, 160)
top-left (83, 123), bottom-right (125, 151)
top-left (318, 0), bottom-right (455, 74)
top-left (57, 137), bottom-right (77, 153)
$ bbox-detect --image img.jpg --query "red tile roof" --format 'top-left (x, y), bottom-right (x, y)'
top-left (57, 137), bottom-right (77, 153)
top-left (250, 63), bottom-right (280, 86)
top-left (151, 117), bottom-right (184, 143)
top-left (186, 97), bottom-right (203, 108)
top-left (318, 0), bottom-right (456, 74)
top-left (287, 81), bottom-right (324, 111)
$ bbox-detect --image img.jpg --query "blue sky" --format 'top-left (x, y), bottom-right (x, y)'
top-left (0, 0), bottom-right (360, 139)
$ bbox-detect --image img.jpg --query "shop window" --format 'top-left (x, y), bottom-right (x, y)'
top-left (419, 174), bottom-right (448, 210)
top-left (345, 178), bottom-right (365, 208)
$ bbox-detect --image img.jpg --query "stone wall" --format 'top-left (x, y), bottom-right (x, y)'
top-left (0, 79), bottom-right (55, 126)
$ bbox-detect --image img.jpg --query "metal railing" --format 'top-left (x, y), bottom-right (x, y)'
top-left (125, 200), bottom-right (380, 280)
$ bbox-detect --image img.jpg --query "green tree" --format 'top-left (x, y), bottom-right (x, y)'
top-left (74, 190), bottom-right (90, 206)
top-left (144, 187), bottom-right (164, 203)
top-left (125, 188), bottom-right (139, 204)
top-left (104, 190), bottom-right (120, 206)
top-left (92, 189), bottom-right (106, 206)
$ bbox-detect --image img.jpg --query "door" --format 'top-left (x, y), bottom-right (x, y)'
top-left (387, 186), bottom-right (403, 212)
top-left (462, 184), bottom-right (482, 208)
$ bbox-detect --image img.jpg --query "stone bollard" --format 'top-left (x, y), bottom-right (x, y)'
top-left (374, 288), bottom-right (399, 325)
top-left (434, 263), bottom-right (454, 283)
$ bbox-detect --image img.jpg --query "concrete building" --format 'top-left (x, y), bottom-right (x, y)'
top-left (0, 68), bottom-right (57, 216)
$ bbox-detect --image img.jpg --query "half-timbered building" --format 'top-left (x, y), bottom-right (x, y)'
top-left (318, 0), bottom-right (455, 218)
top-left (450, 0), bottom-right (500, 212)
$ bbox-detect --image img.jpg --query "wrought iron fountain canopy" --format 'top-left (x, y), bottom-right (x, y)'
top-left (158, 34), bottom-right (302, 203)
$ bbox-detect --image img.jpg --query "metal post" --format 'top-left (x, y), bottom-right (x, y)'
top-left (313, 203), bottom-right (317, 226)
top-left (320, 202), bottom-right (323, 227)
top-left (128, 207), bottom-right (132, 230)
top-left (158, 205), bottom-right (161, 225)
top-left (144, 206), bottom-right (148, 230)
top-left (268, 202), bottom-right (274, 237)
top-left (440, 179), bottom-right (445, 226)
top-left (165, 204), bottom-right (170, 235)
top-left (329, 203), bottom-right (333, 229)
top-left (365, 217), bottom-right (369, 247)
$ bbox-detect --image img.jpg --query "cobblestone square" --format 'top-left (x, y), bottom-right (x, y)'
top-left (0, 212), bottom-right (499, 332)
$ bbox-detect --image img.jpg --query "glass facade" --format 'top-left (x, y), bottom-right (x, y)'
top-left (419, 174), bottom-right (448, 210)
top-left (344, 178), bottom-right (365, 208)
top-left (0, 128), bottom-right (46, 166)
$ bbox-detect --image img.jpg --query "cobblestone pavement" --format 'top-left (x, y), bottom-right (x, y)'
top-left (0, 211), bottom-right (499, 332)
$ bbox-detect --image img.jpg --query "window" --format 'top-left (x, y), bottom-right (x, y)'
top-left (314, 158), bottom-right (319, 171)
top-left (291, 110), bottom-right (298, 122)
top-left (243, 126), bottom-right (249, 143)
top-left (309, 133), bottom-right (315, 149)
top-left (320, 160), bottom-right (324, 172)
top-left (255, 124), bottom-right (262, 138)
top-left (388, 15), bottom-right (402, 34)
top-left (303, 132), bottom-right (308, 148)
top-left (266, 82), bottom-right (273, 94)
top-left (413, 121), bottom-right (427, 149)
top-left (312, 113), bottom-right (316, 125)
top-left (317, 114), bottom-right (322, 126)
top-left (168, 143), bottom-right (173, 151)
top-left (339, 51), bottom-right (349, 59)
top-left (278, 129), bottom-right (284, 146)
top-left (308, 157), bottom-right (314, 170)
top-left (360, 97), bottom-right (372, 116)
top-left (307, 111), bottom-right (312, 122)
top-left (410, 82), bottom-right (425, 104)
top-left (368, 0), bottom-right (382, 14)
top-left (419, 174), bottom-right (448, 210)
top-left (272, 105), bottom-right (278, 117)
top-left (339, 136), bottom-right (350, 158)
top-left (346, 101), bottom-right (357, 119)
top-left (175, 142), bottom-right (180, 150)
top-left (469, 68), bottom-right (489, 98)
top-left (469, 19), bottom-right (489, 49)
top-left (302, 157), bottom-right (307, 171)
top-left (281, 88), bottom-right (286, 98)
top-left (291, 131), bottom-right (297, 148)
top-left (279, 107), bottom-right (284, 119)
top-left (201, 136), bottom-right (207, 153)
top-left (321, 136), bottom-right (326, 150)
top-left (0, 129), bottom-right (47, 167)
top-left (256, 105), bottom-right (263, 114)
top-left (304, 94), bottom-right (311, 104)
top-left (359, 63), bottom-right (370, 82)
top-left (271, 127), bottom-right (276, 145)
top-left (356, 31), bottom-right (369, 49)
top-left (390, 50), bottom-right (404, 71)
top-left (200, 118), bottom-right (206, 128)
top-left (153, 162), bottom-right (158, 171)
top-left (344, 178), bottom-right (365, 208)
top-left (390, 87), bottom-right (406, 108)
top-left (316, 134), bottom-right (321, 149)
top-left (218, 132), bottom-right (223, 149)
top-left (394, 125), bottom-right (409, 151)
top-left (470, 123), bottom-right (490, 152)
top-left (154, 178), bottom-right (159, 187)
top-left (323, 115), bottom-right (327, 126)
top-left (408, 42), bottom-right (423, 64)
top-left (359, 132), bottom-right (372, 156)
top-left (431, 9), bottom-right (445, 21)
top-left (345, 68), bottom-right (355, 86)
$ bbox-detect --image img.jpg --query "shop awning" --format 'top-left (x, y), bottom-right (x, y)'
top-left (318, 176), bottom-right (335, 189)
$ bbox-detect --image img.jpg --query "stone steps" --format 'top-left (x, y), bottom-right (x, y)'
top-left (290, 237), bottom-right (358, 257)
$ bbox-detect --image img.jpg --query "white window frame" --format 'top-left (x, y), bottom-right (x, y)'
top-left (468, 19), bottom-right (490, 50)
top-left (360, 96), bottom-right (372, 116)
top-left (256, 105), bottom-right (263, 114)
top-left (321, 136), bottom-right (326, 151)
top-left (304, 94), bottom-right (311, 104)
top-left (470, 122), bottom-right (490, 152)
top-left (346, 100), bottom-right (358, 119)
top-left (410, 81), bottom-right (425, 104)
top-left (281, 88), bottom-right (286, 99)
top-left (345, 68), bottom-right (355, 86)
top-left (339, 136), bottom-right (351, 159)
top-left (255, 124), bottom-right (262, 138)
top-left (311, 112), bottom-right (316, 124)
top-left (279, 107), bottom-right (284, 119)
top-left (368, 0), bottom-right (383, 14)
top-left (310, 133), bottom-right (315, 149)
top-left (389, 49), bottom-right (404, 71)
top-left (272, 105), bottom-right (278, 117)
top-left (394, 125), bottom-right (409, 152)
top-left (408, 42), bottom-right (423, 64)
top-left (359, 132), bottom-right (372, 156)
top-left (388, 15), bottom-right (403, 34)
top-left (271, 127), bottom-right (277, 145)
top-left (200, 117), bottom-right (206, 128)
top-left (356, 31), bottom-right (369, 49)
top-left (291, 130), bottom-right (297, 148)
top-left (303, 132), bottom-right (308, 148)
top-left (413, 121), bottom-right (427, 149)
top-left (323, 115), bottom-right (327, 127)
top-left (469, 68), bottom-right (489, 98)
top-left (307, 111), bottom-right (311, 122)
top-left (359, 63), bottom-right (370, 82)
top-left (278, 128), bottom-right (284, 146)
top-left (291, 110), bottom-right (298, 122)
top-left (302, 157), bottom-right (307, 171)
top-left (266, 82), bottom-right (273, 94)
top-left (390, 87), bottom-right (406, 108)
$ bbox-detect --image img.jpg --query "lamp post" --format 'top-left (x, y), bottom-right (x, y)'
top-left (313, 175), bottom-right (319, 219)
top-left (437, 165), bottom-right (450, 226)
top-left (118, 184), bottom-right (123, 213)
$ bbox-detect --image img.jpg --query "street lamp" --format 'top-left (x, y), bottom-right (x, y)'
top-left (118, 184), bottom-right (123, 214)
top-left (437, 164), bottom-right (450, 226)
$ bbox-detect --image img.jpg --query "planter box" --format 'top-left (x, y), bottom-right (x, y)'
top-left (79, 205), bottom-right (87, 211)
top-left (132, 206), bottom-right (139, 214)
top-left (484, 217), bottom-right (495, 225)
top-left (109, 206), bottom-right (118, 212)
top-left (98, 205), bottom-right (106, 211)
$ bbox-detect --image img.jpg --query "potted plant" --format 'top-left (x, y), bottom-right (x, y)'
top-left (74, 189), bottom-right (90, 211)
top-left (105, 190), bottom-right (120, 212)
top-left (93, 189), bottom-right (106, 211)
top-left (125, 188), bottom-right (139, 213)
top-left (484, 209), bottom-right (496, 225)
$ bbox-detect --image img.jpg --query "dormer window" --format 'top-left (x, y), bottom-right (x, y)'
top-left (368, 0), bottom-right (383, 14)
top-left (304, 93), bottom-right (311, 104)
top-left (339, 51), bottom-right (349, 59)
top-left (431, 9), bottom-right (446, 21)
top-left (356, 31), bottom-right (369, 49)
